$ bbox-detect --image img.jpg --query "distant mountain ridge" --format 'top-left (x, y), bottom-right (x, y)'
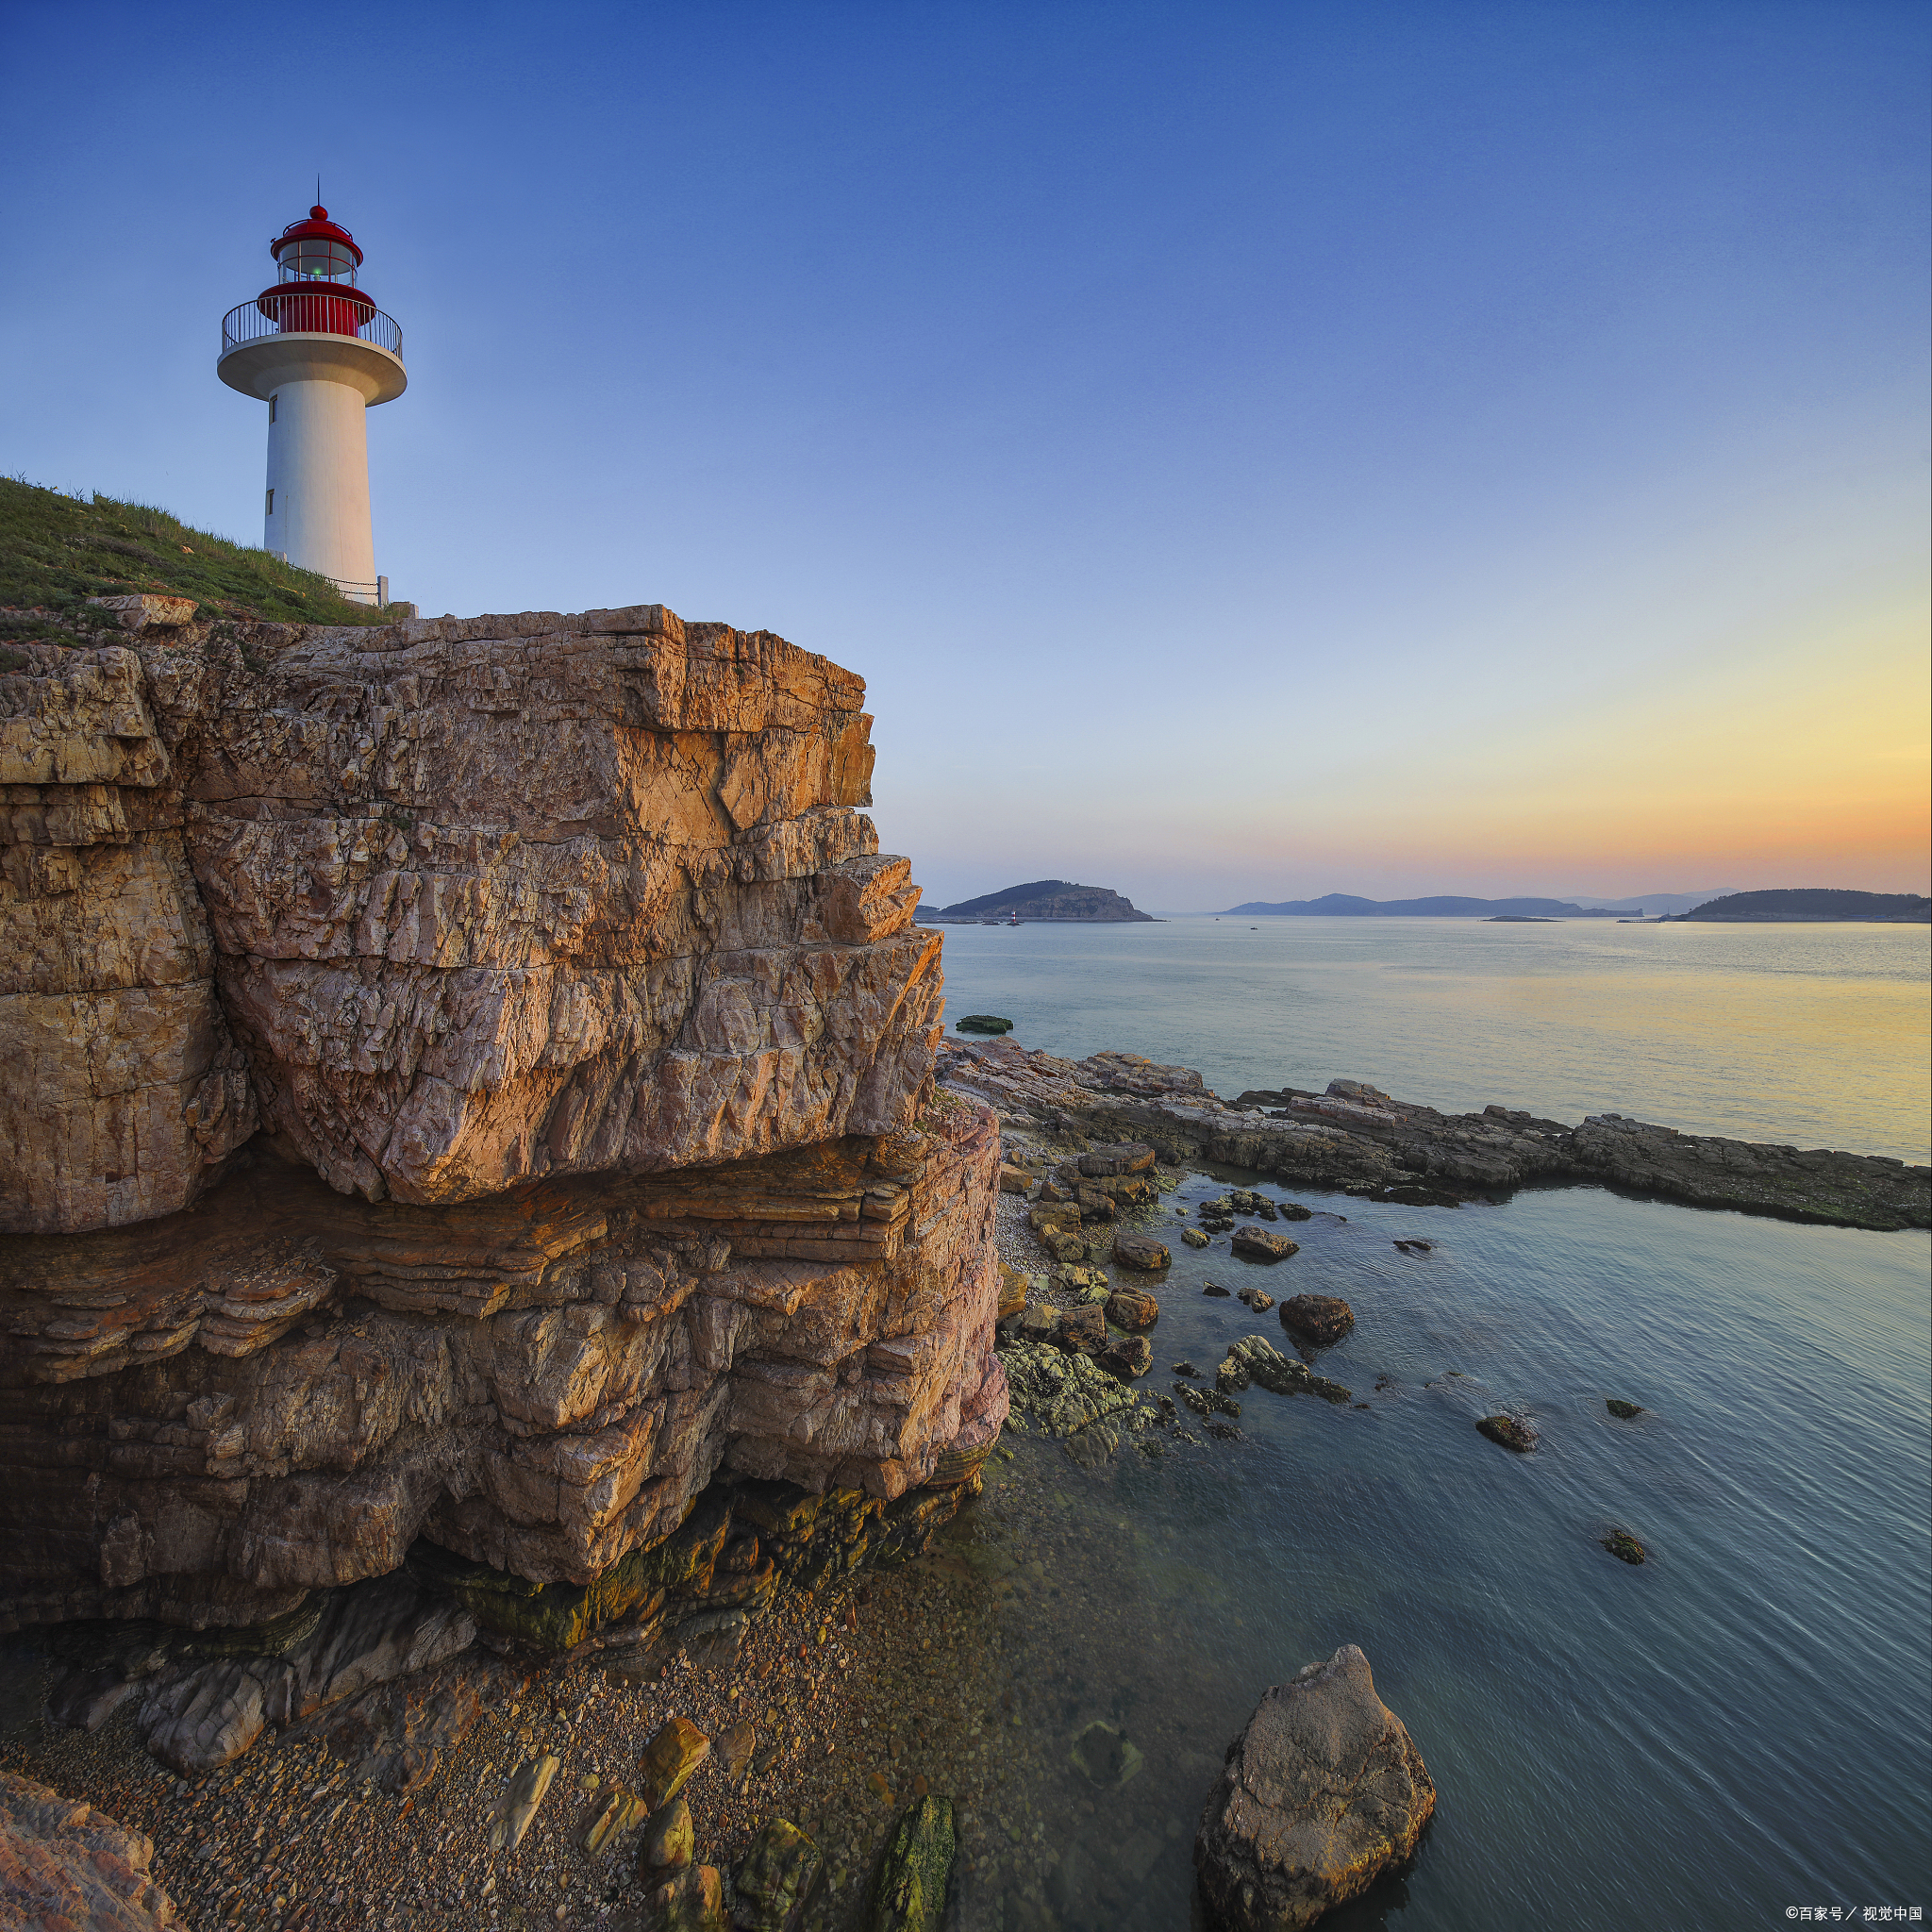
top-left (922, 879), bottom-right (1156, 922)
top-left (1671, 890), bottom-right (1929, 923)
top-left (1226, 892), bottom-right (1617, 918)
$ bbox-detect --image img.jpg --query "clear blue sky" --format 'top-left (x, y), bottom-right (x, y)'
top-left (5, 2), bottom-right (1926, 909)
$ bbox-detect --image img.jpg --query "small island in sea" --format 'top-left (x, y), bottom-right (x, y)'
top-left (919, 878), bottom-right (1158, 923)
top-left (1665, 889), bottom-right (1930, 923)
top-left (1227, 891), bottom-right (1625, 917)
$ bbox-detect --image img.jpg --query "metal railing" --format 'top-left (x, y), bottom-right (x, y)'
top-left (222, 297), bottom-right (402, 358)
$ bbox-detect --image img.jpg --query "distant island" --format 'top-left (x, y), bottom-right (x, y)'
top-left (1226, 892), bottom-right (1623, 918)
top-left (1667, 890), bottom-right (1930, 924)
top-left (919, 879), bottom-right (1157, 923)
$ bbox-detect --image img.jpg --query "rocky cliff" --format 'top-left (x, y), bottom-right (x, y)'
top-left (0, 606), bottom-right (1004, 1647)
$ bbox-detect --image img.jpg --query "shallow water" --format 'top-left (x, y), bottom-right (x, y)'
top-left (933, 916), bottom-right (1932, 1162)
top-left (937, 1171), bottom-right (1931, 1928)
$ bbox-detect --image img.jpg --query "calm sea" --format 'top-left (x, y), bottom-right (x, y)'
top-left (926, 917), bottom-right (1932, 1928)
top-left (933, 915), bottom-right (1932, 1162)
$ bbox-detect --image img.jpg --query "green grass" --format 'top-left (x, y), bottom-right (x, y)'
top-left (0, 474), bottom-right (395, 646)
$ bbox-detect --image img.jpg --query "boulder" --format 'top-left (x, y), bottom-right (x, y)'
top-left (641, 1797), bottom-right (695, 1871)
top-left (996, 1263), bottom-right (1030, 1321)
top-left (1236, 1287), bottom-right (1273, 1312)
top-left (1194, 1645), bottom-right (1434, 1930)
top-left (1076, 1143), bottom-right (1156, 1177)
top-left (1231, 1226), bottom-right (1299, 1261)
top-left (1181, 1226), bottom-right (1210, 1248)
top-left (1606, 1399), bottom-right (1642, 1420)
top-left (997, 1164), bottom-right (1032, 1193)
top-left (730, 1817), bottom-right (821, 1930)
top-left (866, 1794), bottom-right (956, 1932)
top-left (1057, 1303), bottom-right (1107, 1355)
top-left (1105, 1287), bottom-right (1159, 1330)
top-left (489, 1753), bottom-right (558, 1852)
top-left (1476, 1414), bottom-right (1536, 1453)
top-left (86, 593), bottom-right (199, 632)
top-left (649, 1864), bottom-right (726, 1932)
top-left (1226, 1337), bottom-right (1312, 1396)
top-left (1112, 1233), bottom-right (1172, 1271)
top-left (640, 1717), bottom-right (711, 1810)
top-left (1094, 1334), bottom-right (1152, 1380)
top-left (1279, 1294), bottom-right (1354, 1345)
top-left (0, 1773), bottom-right (178, 1929)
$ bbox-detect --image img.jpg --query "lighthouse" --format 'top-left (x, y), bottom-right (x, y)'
top-left (217, 205), bottom-right (406, 604)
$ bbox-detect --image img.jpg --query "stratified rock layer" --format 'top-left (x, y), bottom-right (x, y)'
top-left (0, 607), bottom-right (1003, 1638)
top-left (0, 1773), bottom-right (178, 1929)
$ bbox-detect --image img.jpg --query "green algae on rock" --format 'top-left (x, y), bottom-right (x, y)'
top-left (867, 1793), bottom-right (957, 1932)
top-left (955, 1015), bottom-right (1014, 1034)
top-left (1602, 1531), bottom-right (1646, 1565)
top-left (732, 1816), bottom-right (822, 1931)
top-left (1477, 1413), bottom-right (1537, 1453)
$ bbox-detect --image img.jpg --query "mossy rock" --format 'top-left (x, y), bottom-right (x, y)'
top-left (955, 1015), bottom-right (1013, 1035)
top-left (867, 1794), bottom-right (957, 1931)
top-left (731, 1818), bottom-right (822, 1931)
top-left (1476, 1413), bottom-right (1536, 1453)
top-left (1605, 1399), bottom-right (1644, 1420)
top-left (1602, 1530), bottom-right (1646, 1564)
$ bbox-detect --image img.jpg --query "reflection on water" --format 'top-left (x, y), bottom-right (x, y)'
top-left (934, 917), bottom-right (1932, 1161)
top-left (918, 1167), bottom-right (1930, 1928)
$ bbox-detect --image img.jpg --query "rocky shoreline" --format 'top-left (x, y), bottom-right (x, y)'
top-left (939, 1038), bottom-right (1930, 1232)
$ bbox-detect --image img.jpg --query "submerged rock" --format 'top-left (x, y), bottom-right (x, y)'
top-left (866, 1793), bottom-right (957, 1932)
top-left (1477, 1413), bottom-right (1537, 1453)
top-left (1194, 1644), bottom-right (1435, 1930)
top-left (640, 1717), bottom-right (711, 1811)
top-left (641, 1797), bottom-right (695, 1872)
top-left (1606, 1399), bottom-right (1643, 1420)
top-left (730, 1817), bottom-right (821, 1930)
top-left (1279, 1293), bottom-right (1355, 1345)
top-left (1602, 1531), bottom-right (1646, 1565)
top-left (1070, 1721), bottom-right (1144, 1788)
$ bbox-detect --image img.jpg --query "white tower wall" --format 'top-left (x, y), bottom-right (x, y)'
top-left (264, 377), bottom-right (375, 593)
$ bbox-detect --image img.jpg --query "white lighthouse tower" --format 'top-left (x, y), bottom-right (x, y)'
top-left (217, 205), bottom-right (406, 604)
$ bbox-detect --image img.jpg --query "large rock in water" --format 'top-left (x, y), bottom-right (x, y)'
top-left (0, 608), bottom-right (1005, 1639)
top-left (1194, 1645), bottom-right (1434, 1930)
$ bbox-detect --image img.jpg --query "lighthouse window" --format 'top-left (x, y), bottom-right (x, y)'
top-left (269, 394), bottom-right (277, 423)
top-left (265, 490), bottom-right (275, 516)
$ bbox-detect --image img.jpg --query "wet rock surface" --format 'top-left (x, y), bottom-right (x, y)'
top-left (1477, 1414), bottom-right (1537, 1453)
top-left (1194, 1645), bottom-right (1434, 1931)
top-left (1279, 1293), bottom-right (1355, 1345)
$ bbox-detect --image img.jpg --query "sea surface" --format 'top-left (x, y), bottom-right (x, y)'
top-left (924, 917), bottom-right (1931, 1927)
top-left (932, 915), bottom-right (1932, 1162)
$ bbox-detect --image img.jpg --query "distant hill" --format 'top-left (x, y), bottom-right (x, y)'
top-left (922, 879), bottom-right (1156, 923)
top-left (1671, 890), bottom-right (1930, 923)
top-left (1226, 892), bottom-right (1613, 918)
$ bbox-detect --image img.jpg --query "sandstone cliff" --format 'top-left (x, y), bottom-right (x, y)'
top-left (0, 606), bottom-right (1004, 1644)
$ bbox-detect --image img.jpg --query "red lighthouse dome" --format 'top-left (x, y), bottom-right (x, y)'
top-left (257, 205), bottom-right (375, 338)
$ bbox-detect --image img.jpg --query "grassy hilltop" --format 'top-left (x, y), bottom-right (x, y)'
top-left (0, 475), bottom-right (393, 651)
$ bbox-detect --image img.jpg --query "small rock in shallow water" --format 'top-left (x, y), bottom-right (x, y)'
top-left (867, 1794), bottom-right (956, 1932)
top-left (1095, 1333), bottom-right (1153, 1380)
top-left (1477, 1413), bottom-right (1537, 1453)
top-left (1231, 1224), bottom-right (1299, 1261)
top-left (490, 1753), bottom-right (559, 1852)
top-left (1171, 1359), bottom-right (1198, 1376)
top-left (1070, 1721), bottom-right (1144, 1788)
top-left (732, 1817), bottom-right (821, 1930)
top-left (1279, 1293), bottom-right (1355, 1344)
top-left (1181, 1226), bottom-right (1210, 1247)
top-left (639, 1718), bottom-right (710, 1810)
top-left (1237, 1287), bottom-right (1274, 1311)
top-left (1112, 1232), bottom-right (1172, 1271)
top-left (640, 1796), bottom-right (694, 1872)
top-left (1106, 1286), bottom-right (1159, 1330)
top-left (1606, 1399), bottom-right (1643, 1419)
top-left (1203, 1283), bottom-right (1232, 1298)
top-left (1602, 1531), bottom-right (1646, 1564)
top-left (648, 1862), bottom-right (724, 1930)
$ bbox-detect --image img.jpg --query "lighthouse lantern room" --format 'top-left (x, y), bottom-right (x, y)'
top-left (217, 204), bottom-right (406, 604)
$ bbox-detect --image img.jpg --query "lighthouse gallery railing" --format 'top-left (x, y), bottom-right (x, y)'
top-left (221, 298), bottom-right (403, 358)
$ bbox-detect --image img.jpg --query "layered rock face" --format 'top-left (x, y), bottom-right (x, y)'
top-left (0, 608), bottom-right (1002, 1637)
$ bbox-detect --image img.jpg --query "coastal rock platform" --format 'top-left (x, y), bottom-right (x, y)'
top-left (938, 1041), bottom-right (1929, 1232)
